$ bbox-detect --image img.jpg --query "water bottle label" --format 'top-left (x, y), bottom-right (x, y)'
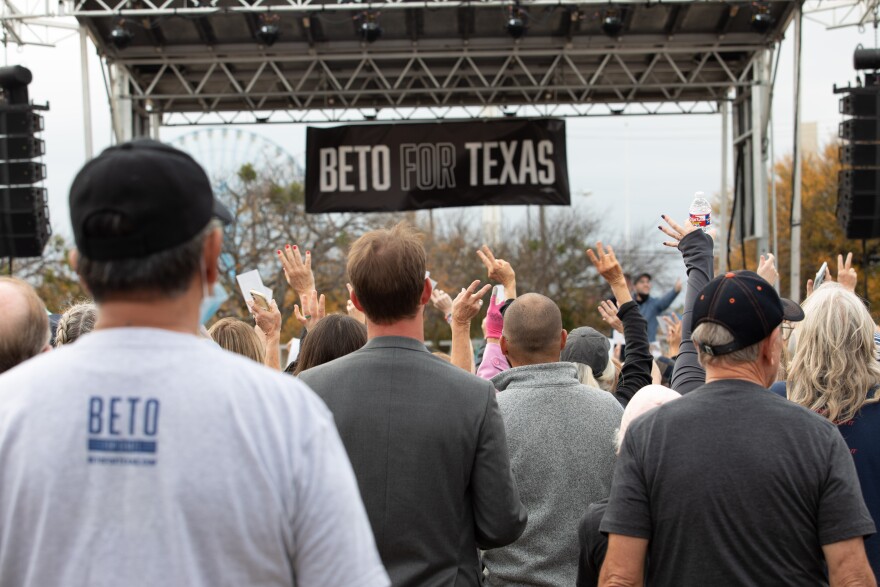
top-left (689, 213), bottom-right (710, 228)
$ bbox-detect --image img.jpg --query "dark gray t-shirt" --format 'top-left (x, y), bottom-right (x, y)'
top-left (600, 379), bottom-right (875, 587)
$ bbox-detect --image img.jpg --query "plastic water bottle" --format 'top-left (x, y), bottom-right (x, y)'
top-left (689, 192), bottom-right (711, 232)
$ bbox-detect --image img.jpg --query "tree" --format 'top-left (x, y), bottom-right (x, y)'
top-left (0, 235), bottom-right (87, 312)
top-left (727, 142), bottom-right (880, 321)
top-left (212, 163), bottom-right (392, 341)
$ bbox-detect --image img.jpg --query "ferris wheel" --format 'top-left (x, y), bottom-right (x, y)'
top-left (168, 128), bottom-right (303, 193)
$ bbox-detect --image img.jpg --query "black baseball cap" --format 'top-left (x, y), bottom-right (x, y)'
top-left (692, 271), bottom-right (804, 356)
top-left (70, 139), bottom-right (233, 261)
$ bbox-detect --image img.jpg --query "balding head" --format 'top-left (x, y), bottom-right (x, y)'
top-left (0, 277), bottom-right (50, 374)
top-left (500, 293), bottom-right (566, 366)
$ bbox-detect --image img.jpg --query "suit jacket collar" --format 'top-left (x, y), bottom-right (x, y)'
top-left (364, 336), bottom-right (430, 353)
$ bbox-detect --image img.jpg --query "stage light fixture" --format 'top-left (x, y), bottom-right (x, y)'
top-left (359, 13), bottom-right (382, 43)
top-left (257, 14), bottom-right (281, 46)
top-left (109, 20), bottom-right (134, 50)
top-left (506, 6), bottom-right (527, 39)
top-left (602, 9), bottom-right (623, 38)
top-left (750, 2), bottom-right (774, 34)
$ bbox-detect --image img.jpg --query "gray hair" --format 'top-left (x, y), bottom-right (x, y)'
top-left (54, 302), bottom-right (98, 347)
top-left (692, 321), bottom-right (762, 367)
top-left (76, 218), bottom-right (221, 302)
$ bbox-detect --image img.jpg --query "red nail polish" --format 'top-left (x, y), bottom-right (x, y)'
top-left (306, 251), bottom-right (311, 255)
top-left (277, 250), bottom-right (281, 255)
top-left (292, 245), bottom-right (297, 250)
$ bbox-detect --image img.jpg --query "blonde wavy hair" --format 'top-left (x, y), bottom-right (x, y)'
top-left (787, 283), bottom-right (880, 422)
top-left (208, 317), bottom-right (265, 363)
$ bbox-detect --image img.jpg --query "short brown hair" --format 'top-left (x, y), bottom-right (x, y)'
top-left (294, 314), bottom-right (367, 375)
top-left (346, 222), bottom-right (427, 324)
top-left (0, 277), bottom-right (50, 374)
top-left (208, 317), bottom-right (264, 363)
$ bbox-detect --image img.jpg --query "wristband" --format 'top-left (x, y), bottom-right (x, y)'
top-left (445, 313), bottom-right (453, 324)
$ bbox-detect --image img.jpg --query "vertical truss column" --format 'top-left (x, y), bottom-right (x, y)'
top-left (730, 50), bottom-right (771, 269)
top-left (79, 26), bottom-right (93, 159)
top-left (751, 49), bottom-right (771, 264)
top-left (790, 5), bottom-right (803, 302)
top-left (110, 63), bottom-right (134, 143)
top-left (719, 99), bottom-right (730, 273)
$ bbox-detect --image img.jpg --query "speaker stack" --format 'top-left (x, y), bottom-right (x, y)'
top-left (0, 66), bottom-right (50, 259)
top-left (837, 50), bottom-right (880, 240)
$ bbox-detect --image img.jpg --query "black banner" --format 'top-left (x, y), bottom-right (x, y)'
top-left (305, 119), bottom-right (570, 213)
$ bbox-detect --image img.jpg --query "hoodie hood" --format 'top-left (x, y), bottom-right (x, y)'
top-left (491, 362), bottom-right (581, 392)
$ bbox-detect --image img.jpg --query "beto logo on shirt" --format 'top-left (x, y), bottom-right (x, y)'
top-left (87, 396), bottom-right (160, 467)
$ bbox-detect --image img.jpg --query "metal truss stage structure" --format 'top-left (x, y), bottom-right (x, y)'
top-left (70, 0), bottom-right (800, 126)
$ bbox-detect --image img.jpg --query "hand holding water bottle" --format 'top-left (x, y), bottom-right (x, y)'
top-left (689, 192), bottom-right (712, 232)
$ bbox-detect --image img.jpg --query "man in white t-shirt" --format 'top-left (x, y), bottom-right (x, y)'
top-left (0, 139), bottom-right (389, 587)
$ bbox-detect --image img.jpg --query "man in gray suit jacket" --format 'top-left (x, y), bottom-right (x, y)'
top-left (299, 223), bottom-right (527, 587)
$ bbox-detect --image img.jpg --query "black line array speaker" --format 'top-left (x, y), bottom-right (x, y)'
top-left (838, 82), bottom-right (880, 239)
top-left (0, 105), bottom-right (50, 258)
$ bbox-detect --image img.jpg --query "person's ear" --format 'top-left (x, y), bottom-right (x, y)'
top-left (351, 290), bottom-right (365, 312)
top-left (419, 277), bottom-right (432, 306)
top-left (68, 249), bottom-right (79, 272)
top-left (560, 329), bottom-right (568, 350)
top-left (761, 328), bottom-right (782, 385)
top-left (764, 328), bottom-right (781, 363)
top-left (202, 227), bottom-right (222, 285)
top-left (500, 335), bottom-right (509, 357)
top-left (68, 249), bottom-right (93, 296)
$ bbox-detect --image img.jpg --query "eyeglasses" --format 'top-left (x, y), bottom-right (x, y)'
top-left (780, 322), bottom-right (794, 341)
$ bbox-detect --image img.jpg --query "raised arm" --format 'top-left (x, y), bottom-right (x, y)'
top-left (251, 298), bottom-right (283, 370)
top-left (450, 280), bottom-right (492, 373)
top-left (586, 242), bottom-right (653, 405)
top-left (477, 244), bottom-right (517, 300)
top-left (278, 244), bottom-right (316, 303)
top-left (659, 215), bottom-right (713, 394)
top-left (654, 280), bottom-right (681, 313)
top-left (476, 293), bottom-right (511, 379)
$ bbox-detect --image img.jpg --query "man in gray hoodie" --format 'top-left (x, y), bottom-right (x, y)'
top-left (483, 292), bottom-right (625, 587)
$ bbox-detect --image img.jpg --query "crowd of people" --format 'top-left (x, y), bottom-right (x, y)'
top-left (0, 138), bottom-right (877, 587)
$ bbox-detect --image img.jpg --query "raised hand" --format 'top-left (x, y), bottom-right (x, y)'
top-left (658, 214), bottom-right (699, 248)
top-left (662, 314), bottom-right (682, 357)
top-left (837, 252), bottom-right (858, 292)
top-left (477, 245), bottom-right (517, 299)
top-left (277, 244), bottom-right (315, 298)
top-left (598, 299), bottom-right (624, 334)
top-left (293, 289), bottom-right (326, 331)
top-left (757, 253), bottom-right (778, 286)
top-left (249, 297), bottom-right (282, 370)
top-left (587, 241), bottom-right (631, 306)
top-left (452, 280), bottom-right (492, 326)
top-left (806, 263), bottom-right (829, 298)
top-left (250, 297), bottom-right (282, 341)
top-left (430, 287), bottom-right (454, 317)
top-left (586, 242), bottom-right (625, 287)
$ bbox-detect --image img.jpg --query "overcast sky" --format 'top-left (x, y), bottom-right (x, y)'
top-left (7, 14), bottom-right (872, 278)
